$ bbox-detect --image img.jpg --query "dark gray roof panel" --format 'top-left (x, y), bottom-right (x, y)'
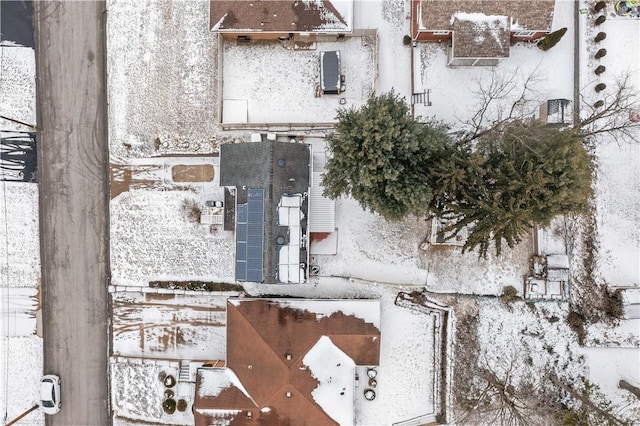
top-left (235, 188), bottom-right (265, 282)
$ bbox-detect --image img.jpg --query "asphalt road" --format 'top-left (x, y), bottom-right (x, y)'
top-left (34, 2), bottom-right (110, 425)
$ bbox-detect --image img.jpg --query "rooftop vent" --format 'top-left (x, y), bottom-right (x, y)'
top-left (286, 391), bottom-right (292, 398)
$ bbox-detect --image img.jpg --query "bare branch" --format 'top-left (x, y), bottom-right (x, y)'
top-left (579, 72), bottom-right (640, 144)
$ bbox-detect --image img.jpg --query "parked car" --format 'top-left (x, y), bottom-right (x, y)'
top-left (40, 375), bottom-right (61, 414)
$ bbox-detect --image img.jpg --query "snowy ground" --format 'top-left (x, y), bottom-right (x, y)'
top-left (579, 5), bottom-right (640, 287)
top-left (222, 36), bottom-right (375, 124)
top-left (106, 0), bottom-right (222, 159)
top-left (110, 189), bottom-right (235, 286)
top-left (110, 279), bottom-right (438, 425)
top-left (0, 45), bottom-right (36, 131)
top-left (0, 183), bottom-right (40, 289)
top-left (0, 41), bottom-right (43, 426)
top-left (413, 0), bottom-right (575, 127)
top-left (112, 291), bottom-right (234, 359)
top-left (101, 0), bottom-right (640, 424)
top-left (313, 197), bottom-right (533, 295)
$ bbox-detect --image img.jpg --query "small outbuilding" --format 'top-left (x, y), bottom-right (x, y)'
top-left (320, 51), bottom-right (341, 94)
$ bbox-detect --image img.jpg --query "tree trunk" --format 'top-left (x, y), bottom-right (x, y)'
top-left (550, 375), bottom-right (625, 426)
top-left (619, 380), bottom-right (640, 400)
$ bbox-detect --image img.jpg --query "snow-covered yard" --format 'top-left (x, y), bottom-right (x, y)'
top-left (110, 279), bottom-right (441, 425)
top-left (0, 40), bottom-right (43, 426)
top-left (106, 0), bottom-right (221, 159)
top-left (110, 189), bottom-right (235, 286)
top-left (111, 291), bottom-right (235, 359)
top-left (313, 197), bottom-right (533, 295)
top-left (222, 36), bottom-right (376, 124)
top-left (101, 0), bottom-right (640, 423)
top-left (413, 0), bottom-right (575, 127)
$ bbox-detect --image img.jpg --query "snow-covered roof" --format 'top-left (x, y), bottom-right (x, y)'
top-left (418, 0), bottom-right (555, 33)
top-left (546, 254), bottom-right (570, 270)
top-left (210, 0), bottom-right (353, 33)
top-left (193, 298), bottom-right (380, 425)
top-left (303, 336), bottom-right (356, 425)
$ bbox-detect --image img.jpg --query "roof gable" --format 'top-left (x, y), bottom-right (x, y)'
top-left (419, 0), bottom-right (555, 32)
top-left (194, 298), bottom-right (380, 424)
top-left (210, 0), bottom-right (352, 33)
top-left (451, 13), bottom-right (510, 59)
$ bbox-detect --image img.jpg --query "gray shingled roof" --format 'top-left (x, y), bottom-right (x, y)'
top-left (220, 141), bottom-right (311, 283)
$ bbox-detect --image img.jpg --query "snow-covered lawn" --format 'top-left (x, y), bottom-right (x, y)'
top-left (111, 362), bottom-right (193, 425)
top-left (106, 0), bottom-right (221, 159)
top-left (579, 7), bottom-right (640, 286)
top-left (0, 183), bottom-right (40, 288)
top-left (0, 337), bottom-right (44, 426)
top-left (112, 291), bottom-right (235, 359)
top-left (413, 0), bottom-right (574, 127)
top-left (222, 36), bottom-right (375, 124)
top-left (0, 45), bottom-right (36, 131)
top-left (0, 38), bottom-right (43, 426)
top-left (314, 197), bottom-right (533, 295)
top-left (110, 189), bottom-right (235, 286)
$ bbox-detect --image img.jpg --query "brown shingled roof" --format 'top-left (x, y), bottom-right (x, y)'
top-left (210, 0), bottom-right (351, 33)
top-left (193, 298), bottom-right (381, 425)
top-left (419, 0), bottom-right (555, 32)
top-left (452, 15), bottom-right (510, 58)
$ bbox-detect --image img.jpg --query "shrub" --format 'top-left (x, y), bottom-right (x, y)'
top-left (164, 389), bottom-right (174, 399)
top-left (158, 371), bottom-right (167, 382)
top-left (594, 1), bottom-right (607, 12)
top-left (595, 15), bottom-right (606, 25)
top-left (177, 399), bottom-right (188, 412)
top-left (500, 285), bottom-right (520, 302)
top-left (181, 199), bottom-right (201, 223)
top-left (537, 27), bottom-right (568, 51)
top-left (594, 48), bottom-right (607, 59)
top-left (149, 280), bottom-right (244, 292)
top-left (594, 32), bottom-right (606, 42)
top-left (164, 375), bottom-right (176, 388)
top-left (594, 65), bottom-right (606, 75)
top-left (603, 288), bottom-right (625, 320)
top-left (567, 311), bottom-right (587, 345)
top-left (594, 100), bottom-right (605, 108)
top-left (162, 398), bottom-right (177, 415)
top-left (403, 35), bottom-right (412, 45)
top-left (595, 83), bottom-right (607, 92)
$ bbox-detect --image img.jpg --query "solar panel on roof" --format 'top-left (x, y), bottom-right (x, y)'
top-left (237, 204), bottom-right (248, 223)
top-left (236, 262), bottom-right (247, 281)
top-left (235, 188), bottom-right (265, 282)
top-left (236, 242), bottom-right (247, 261)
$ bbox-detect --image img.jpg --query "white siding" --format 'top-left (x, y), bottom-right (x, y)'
top-left (309, 172), bottom-right (335, 233)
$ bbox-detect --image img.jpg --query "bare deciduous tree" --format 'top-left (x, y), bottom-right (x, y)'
top-left (579, 73), bottom-right (640, 144)
top-left (457, 67), bottom-right (544, 142)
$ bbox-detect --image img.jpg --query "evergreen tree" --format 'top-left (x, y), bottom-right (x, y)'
top-left (322, 91), bottom-right (450, 220)
top-left (430, 121), bottom-right (593, 257)
top-left (537, 27), bottom-right (568, 51)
